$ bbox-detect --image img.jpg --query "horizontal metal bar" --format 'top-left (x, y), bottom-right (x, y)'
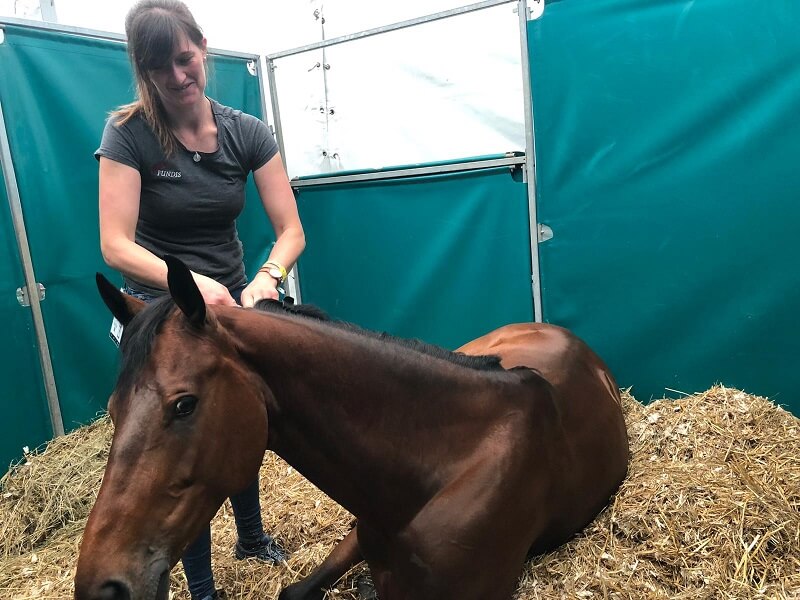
top-left (0, 16), bottom-right (260, 60)
top-left (291, 155), bottom-right (525, 189)
top-left (268, 0), bottom-right (516, 60)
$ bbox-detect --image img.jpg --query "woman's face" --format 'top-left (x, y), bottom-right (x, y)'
top-left (148, 32), bottom-right (207, 112)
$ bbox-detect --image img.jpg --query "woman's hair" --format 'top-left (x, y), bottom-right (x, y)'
top-left (111, 0), bottom-right (205, 156)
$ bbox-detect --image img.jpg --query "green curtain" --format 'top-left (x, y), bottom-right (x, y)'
top-left (0, 25), bottom-right (271, 463)
top-left (529, 0), bottom-right (800, 411)
top-left (296, 161), bottom-right (534, 349)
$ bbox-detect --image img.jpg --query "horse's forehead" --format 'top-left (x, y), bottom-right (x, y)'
top-left (165, 318), bottom-right (219, 352)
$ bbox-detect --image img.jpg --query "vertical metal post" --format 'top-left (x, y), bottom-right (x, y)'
top-left (517, 0), bottom-right (543, 322)
top-left (265, 57), bottom-right (287, 166)
top-left (0, 97), bottom-right (64, 436)
top-left (262, 57), bottom-right (302, 303)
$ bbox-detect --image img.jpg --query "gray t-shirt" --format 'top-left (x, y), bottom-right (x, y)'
top-left (95, 98), bottom-right (278, 296)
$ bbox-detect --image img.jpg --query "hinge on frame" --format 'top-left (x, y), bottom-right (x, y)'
top-left (16, 283), bottom-right (46, 307)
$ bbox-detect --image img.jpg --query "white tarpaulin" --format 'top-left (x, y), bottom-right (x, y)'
top-left (274, 1), bottom-right (528, 177)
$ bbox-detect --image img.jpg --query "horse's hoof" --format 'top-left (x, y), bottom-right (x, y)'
top-left (277, 583), bottom-right (323, 600)
top-left (356, 574), bottom-right (378, 600)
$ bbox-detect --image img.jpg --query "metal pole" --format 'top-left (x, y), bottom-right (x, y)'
top-left (517, 0), bottom-right (543, 322)
top-left (267, 0), bottom-right (515, 60)
top-left (262, 57), bottom-right (302, 303)
top-left (291, 155), bottom-right (526, 188)
top-left (0, 98), bottom-right (64, 436)
top-left (265, 58), bottom-right (287, 169)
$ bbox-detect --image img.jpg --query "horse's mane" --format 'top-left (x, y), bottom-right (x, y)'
top-left (114, 297), bottom-right (503, 399)
top-left (253, 299), bottom-right (503, 372)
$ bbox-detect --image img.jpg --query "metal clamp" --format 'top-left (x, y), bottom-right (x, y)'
top-left (16, 282), bottom-right (45, 307)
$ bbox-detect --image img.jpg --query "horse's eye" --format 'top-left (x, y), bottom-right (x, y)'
top-left (174, 395), bottom-right (198, 418)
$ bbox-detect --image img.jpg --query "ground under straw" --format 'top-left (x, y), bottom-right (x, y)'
top-left (1, 386), bottom-right (798, 599)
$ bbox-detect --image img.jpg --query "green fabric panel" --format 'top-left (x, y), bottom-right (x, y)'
top-left (0, 26), bottom-right (270, 431)
top-left (529, 0), bottom-right (800, 412)
top-left (0, 27), bottom-right (131, 430)
top-left (296, 166), bottom-right (533, 349)
top-left (0, 169), bottom-right (52, 468)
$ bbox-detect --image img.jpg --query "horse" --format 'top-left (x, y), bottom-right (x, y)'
top-left (75, 255), bottom-right (629, 600)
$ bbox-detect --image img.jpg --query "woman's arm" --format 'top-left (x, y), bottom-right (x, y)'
top-left (98, 156), bottom-right (236, 305)
top-left (240, 153), bottom-right (306, 308)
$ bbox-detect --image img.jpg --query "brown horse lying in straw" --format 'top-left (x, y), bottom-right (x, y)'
top-left (75, 256), bottom-right (629, 600)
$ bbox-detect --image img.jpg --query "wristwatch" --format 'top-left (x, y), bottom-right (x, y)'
top-left (259, 261), bottom-right (287, 284)
top-left (264, 265), bottom-right (283, 282)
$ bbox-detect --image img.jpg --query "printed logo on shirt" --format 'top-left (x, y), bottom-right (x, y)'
top-left (151, 161), bottom-right (183, 179)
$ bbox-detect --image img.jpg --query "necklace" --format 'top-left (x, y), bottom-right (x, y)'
top-left (173, 98), bottom-right (214, 163)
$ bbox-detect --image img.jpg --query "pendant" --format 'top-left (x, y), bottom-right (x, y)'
top-left (193, 151), bottom-right (201, 163)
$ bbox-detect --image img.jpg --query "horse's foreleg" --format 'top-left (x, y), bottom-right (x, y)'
top-left (278, 526), bottom-right (363, 600)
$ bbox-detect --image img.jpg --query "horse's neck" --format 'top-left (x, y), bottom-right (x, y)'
top-left (226, 310), bottom-right (503, 526)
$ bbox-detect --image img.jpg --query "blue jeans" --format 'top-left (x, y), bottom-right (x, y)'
top-left (123, 284), bottom-right (266, 599)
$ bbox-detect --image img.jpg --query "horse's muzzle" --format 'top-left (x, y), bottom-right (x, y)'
top-left (74, 559), bottom-right (170, 600)
top-left (96, 581), bottom-right (132, 600)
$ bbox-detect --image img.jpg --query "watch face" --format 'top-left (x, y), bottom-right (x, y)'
top-left (268, 267), bottom-right (283, 280)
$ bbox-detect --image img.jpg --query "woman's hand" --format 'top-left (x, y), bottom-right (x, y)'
top-left (240, 272), bottom-right (280, 308)
top-left (191, 272), bottom-right (238, 306)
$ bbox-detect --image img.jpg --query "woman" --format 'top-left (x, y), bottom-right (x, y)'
top-left (95, 1), bottom-right (305, 598)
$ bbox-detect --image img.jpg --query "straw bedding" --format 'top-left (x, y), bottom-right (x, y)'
top-left (1, 385), bottom-right (798, 599)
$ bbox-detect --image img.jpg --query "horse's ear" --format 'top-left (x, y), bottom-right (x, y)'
top-left (96, 273), bottom-right (145, 326)
top-left (164, 254), bottom-right (206, 327)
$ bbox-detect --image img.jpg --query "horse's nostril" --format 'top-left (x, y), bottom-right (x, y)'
top-left (155, 564), bottom-right (170, 600)
top-left (98, 580), bottom-right (132, 600)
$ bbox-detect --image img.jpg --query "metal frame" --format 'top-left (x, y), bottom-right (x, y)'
top-left (253, 56), bottom-right (301, 301)
top-left (291, 155), bottom-right (525, 188)
top-left (264, 0), bottom-right (543, 321)
top-left (516, 0), bottom-right (543, 322)
top-left (0, 97), bottom-right (64, 437)
top-left (267, 0), bottom-right (515, 60)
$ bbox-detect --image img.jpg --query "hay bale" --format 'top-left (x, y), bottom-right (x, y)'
top-left (0, 416), bottom-right (110, 558)
top-left (0, 386), bottom-right (798, 599)
top-left (516, 387), bottom-right (800, 600)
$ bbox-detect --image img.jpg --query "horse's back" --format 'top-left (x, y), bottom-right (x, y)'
top-left (458, 322), bottom-right (621, 408)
